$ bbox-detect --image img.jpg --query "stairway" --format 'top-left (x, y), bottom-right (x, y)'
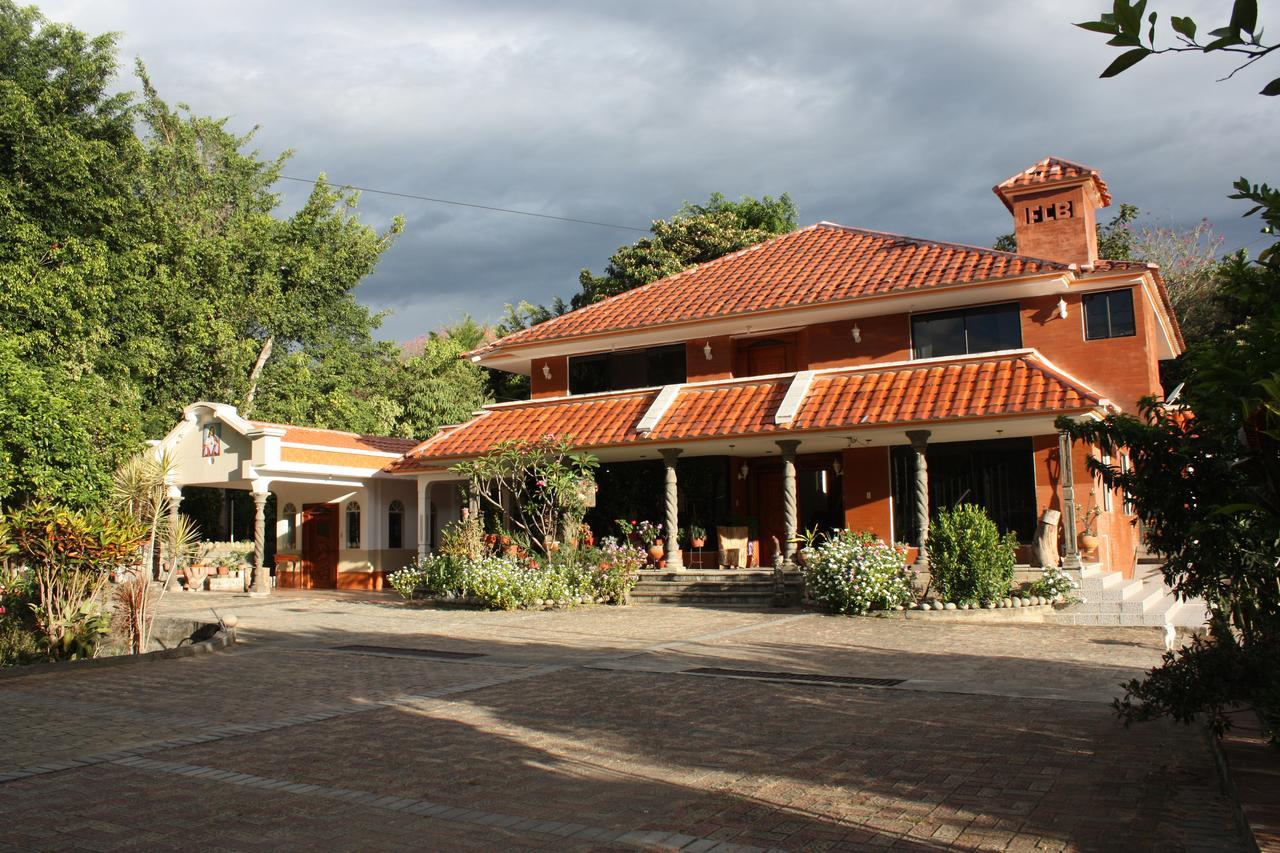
top-left (1050, 558), bottom-right (1209, 628)
top-left (630, 569), bottom-right (802, 607)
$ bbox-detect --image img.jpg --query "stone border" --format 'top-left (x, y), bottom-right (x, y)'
top-left (0, 623), bottom-right (235, 682)
top-left (884, 603), bottom-right (1060, 622)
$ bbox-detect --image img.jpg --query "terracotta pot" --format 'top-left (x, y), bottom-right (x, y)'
top-left (1079, 533), bottom-right (1100, 552)
top-left (217, 565), bottom-right (229, 576)
top-left (647, 545), bottom-right (664, 562)
top-left (691, 538), bottom-right (705, 549)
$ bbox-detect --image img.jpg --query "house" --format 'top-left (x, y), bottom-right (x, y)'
top-left (390, 157), bottom-right (1182, 580)
top-left (158, 402), bottom-right (431, 591)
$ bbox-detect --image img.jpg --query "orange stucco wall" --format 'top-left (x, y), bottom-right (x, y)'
top-left (841, 446), bottom-right (893, 542)
top-left (802, 313), bottom-right (912, 370)
top-left (530, 355), bottom-right (569, 399)
top-left (686, 336), bottom-right (734, 382)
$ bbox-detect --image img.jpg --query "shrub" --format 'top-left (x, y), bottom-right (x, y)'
top-left (926, 504), bottom-right (1017, 606)
top-left (803, 530), bottom-right (914, 615)
top-left (1029, 565), bottom-right (1075, 601)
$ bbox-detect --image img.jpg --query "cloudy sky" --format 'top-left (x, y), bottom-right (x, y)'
top-left (40, 0), bottom-right (1280, 342)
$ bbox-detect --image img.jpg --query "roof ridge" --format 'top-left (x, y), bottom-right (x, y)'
top-left (813, 222), bottom-right (1073, 268)
top-left (1020, 351), bottom-right (1110, 408)
top-left (470, 224), bottom-right (826, 356)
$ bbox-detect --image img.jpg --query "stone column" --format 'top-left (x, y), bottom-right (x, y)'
top-left (1058, 431), bottom-right (1082, 570)
top-left (905, 430), bottom-right (931, 570)
top-left (660, 448), bottom-right (683, 570)
top-left (417, 478), bottom-right (432, 557)
top-left (165, 484), bottom-right (182, 581)
top-left (776, 440), bottom-right (801, 564)
top-left (251, 485), bottom-right (271, 595)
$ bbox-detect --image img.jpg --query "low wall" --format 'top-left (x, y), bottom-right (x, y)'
top-left (0, 618), bottom-right (235, 681)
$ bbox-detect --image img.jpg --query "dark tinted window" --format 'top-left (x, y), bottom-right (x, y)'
top-left (912, 303), bottom-right (1021, 359)
top-left (1083, 289), bottom-right (1136, 339)
top-left (568, 344), bottom-right (687, 394)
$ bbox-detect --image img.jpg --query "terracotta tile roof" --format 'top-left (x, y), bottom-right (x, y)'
top-left (248, 421), bottom-right (419, 455)
top-left (994, 157), bottom-right (1113, 210)
top-left (473, 224), bottom-right (1075, 356)
top-left (393, 351), bottom-right (1105, 468)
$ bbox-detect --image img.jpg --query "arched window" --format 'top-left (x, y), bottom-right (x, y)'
top-left (388, 499), bottom-right (405, 549)
top-left (345, 501), bottom-right (361, 548)
top-left (281, 503), bottom-right (298, 550)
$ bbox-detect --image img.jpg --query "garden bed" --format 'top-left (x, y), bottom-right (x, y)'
top-left (0, 617), bottom-right (234, 680)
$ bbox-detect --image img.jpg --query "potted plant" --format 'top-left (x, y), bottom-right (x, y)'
top-left (685, 524), bottom-right (707, 549)
top-left (790, 526), bottom-right (826, 566)
top-left (1076, 497), bottom-right (1101, 553)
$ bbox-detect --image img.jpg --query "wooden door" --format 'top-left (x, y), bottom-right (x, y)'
top-left (753, 469), bottom-right (787, 566)
top-left (746, 342), bottom-right (789, 376)
top-left (301, 503), bottom-right (339, 589)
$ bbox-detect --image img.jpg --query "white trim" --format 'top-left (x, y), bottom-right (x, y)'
top-left (635, 384), bottom-right (683, 434)
top-left (774, 371), bottom-right (815, 425)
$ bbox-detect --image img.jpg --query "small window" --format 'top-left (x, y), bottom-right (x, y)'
top-left (567, 344), bottom-right (687, 394)
top-left (388, 499), bottom-right (405, 549)
top-left (912, 303), bottom-right (1021, 359)
top-left (1101, 455), bottom-right (1114, 512)
top-left (1083, 289), bottom-right (1136, 340)
top-left (345, 501), bottom-right (361, 548)
top-left (282, 503), bottom-right (297, 550)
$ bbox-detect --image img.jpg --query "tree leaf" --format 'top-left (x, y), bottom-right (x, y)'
top-left (1108, 33), bottom-right (1142, 47)
top-left (1230, 0), bottom-right (1258, 35)
top-left (1100, 48), bottom-right (1151, 77)
top-left (1113, 0), bottom-right (1141, 34)
top-left (1170, 16), bottom-right (1197, 39)
top-left (1261, 77), bottom-right (1280, 96)
top-left (1076, 19), bottom-right (1120, 34)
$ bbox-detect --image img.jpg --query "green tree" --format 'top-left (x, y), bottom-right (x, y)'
top-left (573, 192), bottom-right (797, 308)
top-left (1076, 0), bottom-right (1278, 96)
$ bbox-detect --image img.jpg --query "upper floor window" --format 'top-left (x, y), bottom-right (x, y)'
top-left (911, 303), bottom-right (1021, 359)
top-left (1083, 289), bottom-right (1136, 340)
top-left (345, 501), bottom-right (361, 548)
top-left (568, 344), bottom-right (686, 395)
top-left (387, 499), bottom-right (405, 549)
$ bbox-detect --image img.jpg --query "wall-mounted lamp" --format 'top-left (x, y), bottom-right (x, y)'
top-left (832, 460), bottom-right (843, 477)
top-left (541, 363), bottom-right (552, 380)
top-left (1056, 297), bottom-right (1069, 320)
top-left (703, 341), bottom-right (713, 361)
top-left (851, 323), bottom-right (862, 344)
top-left (738, 462), bottom-right (750, 481)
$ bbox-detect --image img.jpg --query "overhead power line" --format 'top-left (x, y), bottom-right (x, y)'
top-left (278, 175), bottom-right (649, 233)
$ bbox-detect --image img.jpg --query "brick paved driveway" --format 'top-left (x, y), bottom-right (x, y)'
top-left (0, 592), bottom-right (1247, 851)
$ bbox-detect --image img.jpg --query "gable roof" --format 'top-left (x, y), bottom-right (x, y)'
top-left (246, 420), bottom-right (419, 455)
top-left (471, 223), bottom-right (1077, 358)
top-left (993, 157), bottom-right (1113, 211)
top-left (391, 350), bottom-right (1106, 469)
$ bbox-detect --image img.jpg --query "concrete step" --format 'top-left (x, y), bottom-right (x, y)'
top-left (630, 592), bottom-right (782, 606)
top-left (633, 581), bottom-right (780, 594)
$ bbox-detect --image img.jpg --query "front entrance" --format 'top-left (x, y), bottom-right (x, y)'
top-left (299, 503), bottom-right (339, 589)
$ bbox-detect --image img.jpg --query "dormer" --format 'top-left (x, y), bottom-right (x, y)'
top-left (994, 157), bottom-right (1112, 265)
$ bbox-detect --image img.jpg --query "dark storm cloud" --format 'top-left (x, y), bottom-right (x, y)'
top-left (42, 0), bottom-right (1280, 342)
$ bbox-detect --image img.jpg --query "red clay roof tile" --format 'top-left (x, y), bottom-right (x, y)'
top-left (248, 421), bottom-right (419, 455)
top-left (473, 223), bottom-right (1074, 357)
top-left (994, 157), bottom-right (1113, 210)
top-left (394, 352), bottom-right (1103, 468)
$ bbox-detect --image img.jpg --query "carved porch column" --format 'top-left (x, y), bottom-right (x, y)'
top-left (251, 484), bottom-right (271, 595)
top-left (660, 448), bottom-right (684, 570)
top-left (1058, 430), bottom-right (1083, 570)
top-left (905, 430), bottom-right (931, 570)
top-left (776, 440), bottom-right (801, 564)
top-left (417, 478), bottom-right (432, 557)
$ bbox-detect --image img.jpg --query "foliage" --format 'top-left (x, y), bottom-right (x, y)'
top-left (451, 436), bottom-right (598, 555)
top-left (572, 193), bottom-right (798, 308)
top-left (0, 566), bottom-right (40, 666)
top-left (3, 501), bottom-right (146, 660)
top-left (616, 518), bottom-right (661, 547)
top-left (1132, 219), bottom-right (1226, 341)
top-left (1029, 565), bottom-right (1077, 601)
top-left (438, 516), bottom-right (485, 562)
top-left (802, 530), bottom-right (915, 615)
top-left (1075, 0), bottom-right (1277, 97)
top-left (1057, 177), bottom-right (1280, 737)
top-left (683, 524), bottom-right (707, 542)
top-left (387, 541), bottom-right (644, 610)
top-left (926, 504), bottom-right (1017, 606)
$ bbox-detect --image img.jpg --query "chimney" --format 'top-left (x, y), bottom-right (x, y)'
top-left (993, 157), bottom-right (1112, 265)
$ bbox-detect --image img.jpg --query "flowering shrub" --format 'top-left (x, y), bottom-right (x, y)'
top-left (387, 542), bottom-right (645, 610)
top-left (802, 530), bottom-right (915, 615)
top-left (927, 503), bottom-right (1017, 606)
top-left (1029, 565), bottom-right (1076, 601)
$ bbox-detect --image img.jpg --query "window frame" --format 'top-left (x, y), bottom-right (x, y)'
top-left (281, 502), bottom-right (297, 550)
top-left (1082, 288), bottom-right (1137, 341)
top-left (567, 343), bottom-right (687, 395)
top-left (387, 499), bottom-right (405, 550)
top-left (909, 301), bottom-right (1023, 360)
top-left (345, 501), bottom-right (361, 549)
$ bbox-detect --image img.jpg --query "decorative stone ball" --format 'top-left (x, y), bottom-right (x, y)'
top-left (893, 605), bottom-right (905, 611)
top-left (919, 602), bottom-right (931, 611)
top-left (1034, 595), bottom-right (1044, 606)
top-left (944, 602), bottom-right (957, 611)
top-left (533, 599), bottom-right (544, 607)
top-left (1013, 597), bottom-right (1024, 608)
top-left (221, 614), bottom-right (239, 628)
top-left (984, 602), bottom-right (995, 610)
